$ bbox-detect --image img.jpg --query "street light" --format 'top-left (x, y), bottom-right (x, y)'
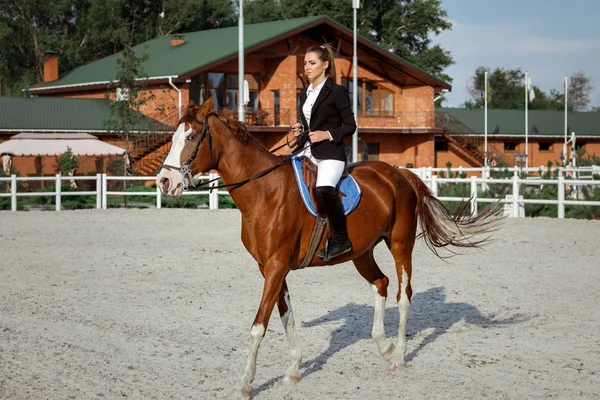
top-left (515, 151), bottom-right (526, 174)
top-left (351, 0), bottom-right (360, 162)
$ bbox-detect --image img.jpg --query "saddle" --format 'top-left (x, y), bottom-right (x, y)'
top-left (291, 156), bottom-right (361, 218)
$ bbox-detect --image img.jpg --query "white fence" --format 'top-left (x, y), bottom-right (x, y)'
top-left (1, 167), bottom-right (599, 218)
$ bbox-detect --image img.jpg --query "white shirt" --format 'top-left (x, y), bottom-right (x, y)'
top-left (302, 79), bottom-right (327, 128)
top-left (301, 79), bottom-right (333, 149)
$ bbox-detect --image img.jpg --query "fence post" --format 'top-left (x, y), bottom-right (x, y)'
top-left (209, 172), bottom-right (218, 210)
top-left (512, 173), bottom-right (520, 218)
top-left (431, 175), bottom-right (438, 197)
top-left (56, 174), bottom-right (62, 211)
top-left (470, 176), bottom-right (478, 215)
top-left (558, 174), bottom-right (565, 219)
top-left (11, 174), bottom-right (17, 212)
top-left (102, 174), bottom-right (107, 210)
top-left (96, 174), bottom-right (102, 209)
top-left (156, 185), bottom-right (162, 209)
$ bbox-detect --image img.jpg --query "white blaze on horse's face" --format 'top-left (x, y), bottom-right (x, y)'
top-left (156, 122), bottom-right (193, 197)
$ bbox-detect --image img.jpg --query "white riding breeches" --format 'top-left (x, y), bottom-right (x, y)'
top-left (297, 145), bottom-right (345, 188)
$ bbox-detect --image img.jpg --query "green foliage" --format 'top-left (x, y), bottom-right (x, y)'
top-left (0, 0), bottom-right (237, 96)
top-left (246, 0), bottom-right (454, 83)
top-left (57, 147), bottom-right (79, 174)
top-left (437, 166), bottom-right (469, 215)
top-left (467, 67), bottom-right (595, 111)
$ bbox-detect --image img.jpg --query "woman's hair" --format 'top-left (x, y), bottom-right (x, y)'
top-left (306, 43), bottom-right (337, 82)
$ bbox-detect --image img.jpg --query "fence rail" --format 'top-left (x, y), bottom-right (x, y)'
top-left (2, 166), bottom-right (599, 218)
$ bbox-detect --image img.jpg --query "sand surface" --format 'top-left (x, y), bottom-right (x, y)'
top-left (1, 209), bottom-right (599, 399)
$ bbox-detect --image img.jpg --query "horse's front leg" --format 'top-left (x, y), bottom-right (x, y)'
top-left (233, 265), bottom-right (288, 398)
top-left (277, 280), bottom-right (302, 384)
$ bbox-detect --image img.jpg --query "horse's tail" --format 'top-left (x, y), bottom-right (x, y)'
top-left (398, 168), bottom-right (504, 258)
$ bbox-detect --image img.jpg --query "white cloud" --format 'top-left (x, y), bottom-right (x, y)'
top-left (435, 19), bottom-right (600, 108)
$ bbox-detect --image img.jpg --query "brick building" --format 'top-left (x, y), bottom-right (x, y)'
top-left (27, 16), bottom-right (451, 174)
top-left (0, 97), bottom-right (170, 177)
top-left (436, 108), bottom-right (600, 168)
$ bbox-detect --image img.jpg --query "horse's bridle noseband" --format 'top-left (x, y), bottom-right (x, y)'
top-left (161, 115), bottom-right (214, 191)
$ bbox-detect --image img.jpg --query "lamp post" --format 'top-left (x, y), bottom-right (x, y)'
top-left (515, 151), bottom-right (525, 175)
top-left (351, 0), bottom-right (360, 162)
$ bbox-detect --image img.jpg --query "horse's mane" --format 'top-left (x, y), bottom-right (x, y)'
top-left (179, 106), bottom-right (253, 146)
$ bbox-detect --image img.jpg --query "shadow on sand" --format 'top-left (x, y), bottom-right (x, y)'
top-left (252, 286), bottom-right (528, 397)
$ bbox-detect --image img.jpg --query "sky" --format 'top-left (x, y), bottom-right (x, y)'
top-left (435, 0), bottom-right (600, 109)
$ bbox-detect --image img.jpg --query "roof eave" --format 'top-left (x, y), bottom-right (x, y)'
top-left (29, 75), bottom-right (179, 94)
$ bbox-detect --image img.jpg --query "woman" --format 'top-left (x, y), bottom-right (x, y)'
top-left (291, 44), bottom-right (357, 261)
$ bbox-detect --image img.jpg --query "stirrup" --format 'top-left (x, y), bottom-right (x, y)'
top-left (317, 237), bottom-right (351, 262)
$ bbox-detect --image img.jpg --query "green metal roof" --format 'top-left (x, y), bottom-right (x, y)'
top-left (31, 16), bottom-right (324, 90)
top-left (30, 16), bottom-right (450, 92)
top-left (0, 97), bottom-right (170, 132)
top-left (437, 108), bottom-right (600, 137)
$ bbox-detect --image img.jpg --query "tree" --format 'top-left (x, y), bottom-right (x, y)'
top-left (105, 43), bottom-right (153, 175)
top-left (465, 67), bottom-right (594, 111)
top-left (467, 66), bottom-right (525, 109)
top-left (568, 71), bottom-right (593, 111)
top-left (245, 0), bottom-right (454, 83)
top-left (0, 0), bottom-right (237, 96)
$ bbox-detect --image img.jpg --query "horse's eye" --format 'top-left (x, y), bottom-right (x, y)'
top-left (187, 135), bottom-right (196, 141)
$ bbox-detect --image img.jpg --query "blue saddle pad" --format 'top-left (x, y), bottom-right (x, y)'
top-left (291, 156), bottom-right (361, 217)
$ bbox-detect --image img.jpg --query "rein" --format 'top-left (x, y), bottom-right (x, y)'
top-left (161, 114), bottom-right (308, 192)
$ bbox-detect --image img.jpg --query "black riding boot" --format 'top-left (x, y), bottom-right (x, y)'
top-left (316, 186), bottom-right (352, 262)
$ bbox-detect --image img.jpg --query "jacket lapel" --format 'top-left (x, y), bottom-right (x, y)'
top-left (299, 88), bottom-right (309, 129)
top-left (310, 78), bottom-right (333, 120)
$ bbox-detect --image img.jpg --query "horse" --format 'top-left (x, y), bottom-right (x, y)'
top-left (157, 96), bottom-right (502, 398)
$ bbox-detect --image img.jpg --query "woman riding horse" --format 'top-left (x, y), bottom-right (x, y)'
top-left (156, 69), bottom-right (502, 399)
top-left (292, 43), bottom-right (356, 261)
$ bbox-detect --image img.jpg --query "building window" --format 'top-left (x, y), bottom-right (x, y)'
top-left (361, 142), bottom-right (379, 161)
top-left (435, 140), bottom-right (449, 151)
top-left (273, 90), bottom-right (280, 126)
top-left (342, 78), bottom-right (394, 117)
top-left (190, 73), bottom-right (260, 111)
top-left (504, 141), bottom-right (518, 151)
top-left (538, 142), bottom-right (552, 151)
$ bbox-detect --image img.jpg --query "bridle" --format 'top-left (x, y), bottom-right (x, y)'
top-left (160, 114), bottom-right (215, 192)
top-left (161, 114), bottom-right (308, 192)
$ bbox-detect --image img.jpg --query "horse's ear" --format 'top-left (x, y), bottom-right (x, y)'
top-left (197, 93), bottom-right (214, 117)
top-left (187, 99), bottom-right (197, 108)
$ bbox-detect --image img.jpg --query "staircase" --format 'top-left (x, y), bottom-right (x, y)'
top-left (435, 111), bottom-right (515, 167)
top-left (442, 132), bottom-right (484, 166)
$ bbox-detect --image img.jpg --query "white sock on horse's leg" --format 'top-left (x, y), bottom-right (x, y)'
top-left (234, 324), bottom-right (265, 398)
top-left (371, 285), bottom-right (394, 361)
top-left (280, 291), bottom-right (302, 383)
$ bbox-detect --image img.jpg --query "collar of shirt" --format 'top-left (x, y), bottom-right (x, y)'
top-left (307, 78), bottom-right (327, 95)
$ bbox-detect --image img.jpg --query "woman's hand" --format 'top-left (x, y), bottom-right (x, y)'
top-left (291, 123), bottom-right (303, 137)
top-left (308, 130), bottom-right (331, 143)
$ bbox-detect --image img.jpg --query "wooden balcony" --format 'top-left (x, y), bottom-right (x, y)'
top-left (217, 108), bottom-right (291, 127)
top-left (356, 111), bottom-right (435, 129)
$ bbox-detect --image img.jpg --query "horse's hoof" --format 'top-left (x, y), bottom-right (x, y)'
top-left (230, 384), bottom-right (252, 399)
top-left (381, 342), bottom-right (395, 361)
top-left (388, 358), bottom-right (406, 371)
top-left (282, 374), bottom-right (302, 385)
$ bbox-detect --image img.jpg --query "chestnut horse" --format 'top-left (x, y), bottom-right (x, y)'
top-left (157, 97), bottom-right (501, 398)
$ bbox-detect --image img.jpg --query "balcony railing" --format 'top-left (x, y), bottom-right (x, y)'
top-left (217, 108), bottom-right (291, 127)
top-left (356, 111), bottom-right (435, 129)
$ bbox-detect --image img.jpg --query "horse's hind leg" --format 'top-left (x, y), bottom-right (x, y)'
top-left (387, 236), bottom-right (415, 366)
top-left (352, 250), bottom-right (394, 361)
top-left (277, 279), bottom-right (302, 384)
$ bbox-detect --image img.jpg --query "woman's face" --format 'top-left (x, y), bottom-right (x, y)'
top-left (304, 52), bottom-right (328, 83)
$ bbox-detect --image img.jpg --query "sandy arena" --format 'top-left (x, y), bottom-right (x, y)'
top-left (1, 209), bottom-right (599, 399)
